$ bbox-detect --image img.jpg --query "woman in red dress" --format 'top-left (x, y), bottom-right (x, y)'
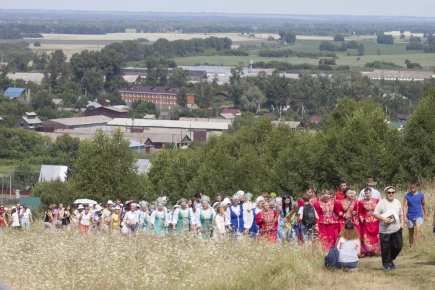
top-left (358, 188), bottom-right (381, 256)
top-left (338, 189), bottom-right (360, 234)
top-left (313, 190), bottom-right (340, 251)
top-left (256, 201), bottom-right (278, 243)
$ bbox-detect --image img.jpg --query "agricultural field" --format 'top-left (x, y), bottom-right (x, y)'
top-left (21, 32), bottom-right (435, 68)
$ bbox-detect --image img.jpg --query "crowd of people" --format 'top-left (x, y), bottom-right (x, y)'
top-left (0, 178), bottom-right (431, 272)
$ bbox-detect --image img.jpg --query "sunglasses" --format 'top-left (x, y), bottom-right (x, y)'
top-left (386, 191), bottom-right (395, 194)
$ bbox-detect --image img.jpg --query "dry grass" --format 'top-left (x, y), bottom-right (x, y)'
top-left (1, 189), bottom-right (434, 290)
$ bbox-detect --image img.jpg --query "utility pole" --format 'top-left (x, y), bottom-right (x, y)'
top-left (9, 171), bottom-right (12, 197)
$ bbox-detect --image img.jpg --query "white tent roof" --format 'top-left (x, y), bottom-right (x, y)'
top-left (39, 165), bottom-right (68, 182)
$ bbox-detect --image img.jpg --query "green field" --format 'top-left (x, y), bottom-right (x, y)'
top-left (0, 165), bottom-right (41, 176)
top-left (169, 39), bottom-right (435, 68)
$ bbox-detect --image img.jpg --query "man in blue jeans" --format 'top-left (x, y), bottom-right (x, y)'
top-left (403, 182), bottom-right (428, 247)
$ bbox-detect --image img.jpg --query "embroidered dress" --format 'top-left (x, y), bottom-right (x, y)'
top-left (313, 199), bottom-right (340, 250)
top-left (339, 199), bottom-right (360, 233)
top-left (256, 209), bottom-right (277, 243)
top-left (358, 198), bottom-right (381, 256)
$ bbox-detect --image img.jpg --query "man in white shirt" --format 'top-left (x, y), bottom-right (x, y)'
top-left (358, 178), bottom-right (381, 200)
top-left (374, 186), bottom-right (404, 271)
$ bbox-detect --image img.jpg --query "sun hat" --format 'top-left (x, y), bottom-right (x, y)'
top-left (94, 205), bottom-right (102, 212)
top-left (12, 206), bottom-right (16, 209)
top-left (77, 204), bottom-right (84, 209)
top-left (384, 186), bottom-right (395, 193)
top-left (365, 178), bottom-right (377, 186)
top-left (107, 200), bottom-right (113, 204)
top-left (236, 190), bottom-right (245, 196)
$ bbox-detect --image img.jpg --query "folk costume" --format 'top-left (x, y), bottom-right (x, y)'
top-left (358, 198), bottom-right (381, 256)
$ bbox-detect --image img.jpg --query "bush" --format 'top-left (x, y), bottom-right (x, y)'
top-left (406, 42), bottom-right (424, 50)
top-left (333, 34), bottom-right (345, 41)
top-left (318, 58), bottom-right (336, 65)
top-left (364, 60), bottom-right (403, 69)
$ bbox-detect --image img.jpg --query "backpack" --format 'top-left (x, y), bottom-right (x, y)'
top-left (324, 238), bottom-right (340, 269)
top-left (302, 204), bottom-right (316, 228)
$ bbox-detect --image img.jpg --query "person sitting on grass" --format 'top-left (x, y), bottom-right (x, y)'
top-left (337, 220), bottom-right (361, 270)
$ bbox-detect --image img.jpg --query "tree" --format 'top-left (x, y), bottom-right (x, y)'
top-left (357, 44), bottom-right (365, 56)
top-left (402, 87), bottom-right (435, 180)
top-left (333, 34), bottom-right (345, 41)
top-left (6, 52), bottom-right (30, 72)
top-left (176, 88), bottom-right (188, 108)
top-left (71, 128), bottom-right (140, 202)
top-left (240, 86), bottom-right (267, 113)
top-left (44, 50), bottom-right (68, 87)
top-left (278, 30), bottom-right (296, 44)
top-left (12, 163), bottom-right (38, 190)
top-left (168, 67), bottom-right (189, 88)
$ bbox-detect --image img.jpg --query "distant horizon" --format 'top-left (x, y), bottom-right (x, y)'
top-left (1, 0), bottom-right (435, 18)
top-left (1, 8), bottom-right (434, 18)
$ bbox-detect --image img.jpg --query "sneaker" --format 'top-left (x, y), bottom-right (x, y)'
top-left (384, 266), bottom-right (392, 272)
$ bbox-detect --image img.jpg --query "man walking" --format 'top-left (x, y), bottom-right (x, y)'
top-left (403, 182), bottom-right (428, 247)
top-left (358, 178), bottom-right (381, 200)
top-left (374, 186), bottom-right (404, 271)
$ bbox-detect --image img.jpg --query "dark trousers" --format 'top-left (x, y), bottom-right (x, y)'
top-left (380, 228), bottom-right (403, 267)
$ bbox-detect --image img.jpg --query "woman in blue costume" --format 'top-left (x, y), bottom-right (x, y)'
top-left (137, 201), bottom-right (151, 232)
top-left (150, 198), bottom-right (169, 235)
top-left (172, 198), bottom-right (195, 234)
top-left (195, 196), bottom-right (215, 240)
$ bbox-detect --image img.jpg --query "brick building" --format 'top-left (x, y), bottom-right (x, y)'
top-left (119, 86), bottom-right (194, 110)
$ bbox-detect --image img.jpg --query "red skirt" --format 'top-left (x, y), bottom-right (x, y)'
top-left (318, 223), bottom-right (339, 251)
top-left (360, 221), bottom-right (381, 255)
top-left (258, 230), bottom-right (277, 243)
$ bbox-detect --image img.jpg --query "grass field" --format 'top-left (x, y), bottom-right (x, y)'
top-left (20, 32), bottom-right (435, 68)
top-left (0, 188), bottom-right (434, 290)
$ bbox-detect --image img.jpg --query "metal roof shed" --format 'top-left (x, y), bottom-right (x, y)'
top-left (4, 88), bottom-right (26, 99)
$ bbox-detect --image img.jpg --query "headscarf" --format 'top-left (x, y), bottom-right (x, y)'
top-left (156, 197), bottom-right (164, 207)
top-left (270, 192), bottom-right (277, 198)
top-left (255, 196), bottom-right (265, 205)
top-left (139, 201), bottom-right (148, 208)
top-left (180, 198), bottom-right (188, 205)
top-left (245, 193), bottom-right (253, 201)
top-left (200, 196), bottom-right (210, 204)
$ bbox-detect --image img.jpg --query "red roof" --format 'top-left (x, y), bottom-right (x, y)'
top-left (221, 108), bottom-right (240, 116)
top-left (309, 116), bottom-right (324, 122)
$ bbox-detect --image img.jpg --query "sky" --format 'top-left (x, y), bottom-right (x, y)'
top-left (2, 0), bottom-right (435, 17)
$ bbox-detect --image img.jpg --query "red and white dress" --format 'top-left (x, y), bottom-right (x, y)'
top-left (358, 198), bottom-right (381, 256)
top-left (256, 209), bottom-right (278, 243)
top-left (313, 199), bottom-right (340, 251)
top-left (338, 199), bottom-right (360, 234)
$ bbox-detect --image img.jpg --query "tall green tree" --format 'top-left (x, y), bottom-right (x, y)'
top-left (71, 128), bottom-right (140, 202)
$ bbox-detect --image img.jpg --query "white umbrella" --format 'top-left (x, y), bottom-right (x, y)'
top-left (73, 199), bottom-right (97, 205)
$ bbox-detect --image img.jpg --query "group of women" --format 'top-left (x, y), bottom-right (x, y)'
top-left (13, 186), bottom-right (381, 255)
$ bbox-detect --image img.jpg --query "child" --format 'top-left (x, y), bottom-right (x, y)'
top-left (403, 182), bottom-right (428, 246)
top-left (213, 203), bottom-right (226, 241)
top-left (298, 194), bottom-right (319, 243)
